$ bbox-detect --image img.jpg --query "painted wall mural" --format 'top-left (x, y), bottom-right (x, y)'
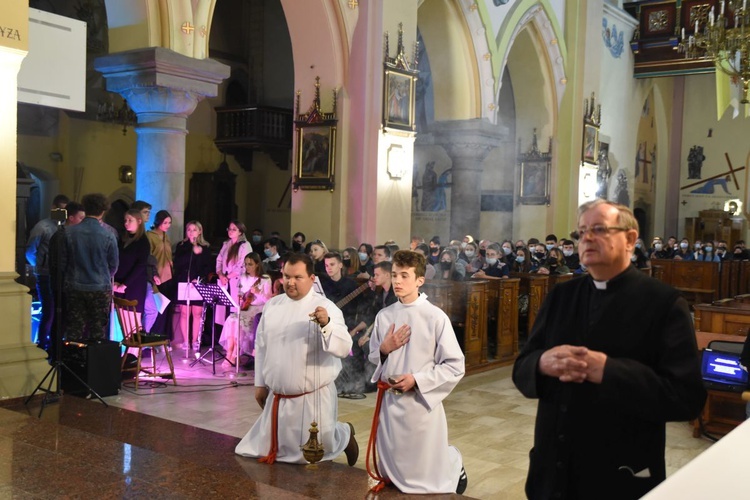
top-left (602, 17), bottom-right (624, 58)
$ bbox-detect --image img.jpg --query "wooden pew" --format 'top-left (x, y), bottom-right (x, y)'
top-left (652, 259), bottom-right (720, 306)
top-left (510, 272), bottom-right (549, 337)
top-left (692, 330), bottom-right (748, 438)
top-left (694, 302), bottom-right (750, 336)
top-left (478, 277), bottom-right (520, 366)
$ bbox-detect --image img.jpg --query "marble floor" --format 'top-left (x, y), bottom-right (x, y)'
top-left (1, 348), bottom-right (713, 499)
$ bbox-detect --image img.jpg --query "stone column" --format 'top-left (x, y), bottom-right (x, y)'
top-left (431, 119), bottom-right (500, 239)
top-left (95, 48), bottom-right (229, 240)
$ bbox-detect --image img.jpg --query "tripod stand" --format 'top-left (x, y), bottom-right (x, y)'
top-left (25, 218), bottom-right (108, 417)
top-left (189, 282), bottom-right (237, 375)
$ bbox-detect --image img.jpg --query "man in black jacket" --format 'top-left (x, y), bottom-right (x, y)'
top-left (513, 199), bottom-right (706, 500)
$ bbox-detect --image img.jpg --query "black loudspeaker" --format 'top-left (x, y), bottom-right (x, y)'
top-left (61, 340), bottom-right (121, 397)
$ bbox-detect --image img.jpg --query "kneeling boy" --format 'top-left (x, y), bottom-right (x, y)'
top-left (366, 250), bottom-right (467, 494)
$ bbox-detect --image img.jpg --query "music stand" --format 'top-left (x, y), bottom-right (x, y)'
top-left (177, 281), bottom-right (203, 360)
top-left (189, 283), bottom-right (237, 375)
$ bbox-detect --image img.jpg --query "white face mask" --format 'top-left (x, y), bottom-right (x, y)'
top-left (563, 249), bottom-right (573, 257)
top-left (461, 242), bottom-right (467, 249)
top-left (631, 254), bottom-right (637, 262)
top-left (486, 257), bottom-right (498, 266)
top-left (654, 243), bottom-right (663, 251)
top-left (680, 242), bottom-right (688, 250)
top-left (502, 247), bottom-right (512, 255)
top-left (465, 250), bottom-right (475, 258)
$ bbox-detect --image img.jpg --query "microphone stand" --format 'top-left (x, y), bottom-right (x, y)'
top-left (25, 218), bottom-right (108, 417)
top-left (184, 242), bottom-right (194, 361)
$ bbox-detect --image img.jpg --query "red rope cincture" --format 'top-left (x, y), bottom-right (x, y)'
top-left (366, 380), bottom-right (392, 492)
top-left (258, 390), bottom-right (311, 464)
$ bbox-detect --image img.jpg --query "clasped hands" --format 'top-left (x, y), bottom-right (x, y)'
top-left (538, 344), bottom-right (607, 384)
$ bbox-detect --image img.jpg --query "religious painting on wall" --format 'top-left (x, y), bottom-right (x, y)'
top-left (583, 124), bottom-right (599, 165)
top-left (293, 76), bottom-right (337, 191)
top-left (383, 23), bottom-right (418, 133)
top-left (384, 68), bottom-right (416, 131)
top-left (518, 129), bottom-right (552, 206)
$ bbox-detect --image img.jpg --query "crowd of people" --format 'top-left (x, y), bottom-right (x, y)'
top-left (25, 194), bottom-right (710, 496)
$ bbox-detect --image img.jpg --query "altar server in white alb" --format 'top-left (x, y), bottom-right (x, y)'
top-left (235, 253), bottom-right (359, 466)
top-left (366, 250), bottom-right (467, 494)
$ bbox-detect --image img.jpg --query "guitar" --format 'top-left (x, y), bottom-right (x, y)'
top-left (336, 282), bottom-right (371, 309)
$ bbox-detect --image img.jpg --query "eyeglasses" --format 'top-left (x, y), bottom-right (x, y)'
top-left (570, 224), bottom-right (629, 240)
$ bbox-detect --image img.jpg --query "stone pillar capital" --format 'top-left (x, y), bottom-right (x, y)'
top-left (94, 47), bottom-right (230, 102)
top-left (430, 118), bottom-right (503, 166)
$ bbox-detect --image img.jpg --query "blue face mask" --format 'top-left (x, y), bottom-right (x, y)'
top-left (264, 248), bottom-right (274, 258)
top-left (515, 256), bottom-right (525, 263)
top-left (502, 247), bottom-right (512, 255)
top-left (705, 246), bottom-right (713, 253)
top-left (358, 252), bottom-right (368, 262)
top-left (546, 244), bottom-right (554, 251)
top-left (252, 235), bottom-right (262, 244)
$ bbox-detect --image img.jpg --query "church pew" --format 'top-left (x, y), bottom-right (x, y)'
top-left (652, 259), bottom-right (720, 306)
top-left (475, 277), bottom-right (520, 365)
top-left (547, 273), bottom-right (574, 287)
top-left (694, 301), bottom-right (750, 336)
top-left (449, 280), bottom-right (488, 371)
top-left (510, 272), bottom-right (549, 337)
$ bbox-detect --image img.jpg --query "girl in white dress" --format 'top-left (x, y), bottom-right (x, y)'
top-left (220, 253), bottom-right (273, 367)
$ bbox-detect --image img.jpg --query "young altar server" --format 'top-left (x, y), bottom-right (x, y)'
top-left (366, 250), bottom-right (467, 494)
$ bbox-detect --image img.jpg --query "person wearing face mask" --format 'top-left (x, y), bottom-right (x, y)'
top-left (414, 243), bottom-right (437, 279)
top-left (291, 232), bottom-right (306, 253)
top-left (649, 237), bottom-right (670, 259)
top-left (561, 239), bottom-right (580, 271)
top-left (342, 246), bottom-right (359, 276)
top-left (262, 237), bottom-right (285, 273)
top-left (731, 243), bottom-right (749, 260)
top-left (472, 243), bottom-right (509, 279)
top-left (715, 240), bottom-right (730, 261)
top-left (436, 248), bottom-right (466, 281)
top-left (356, 243), bottom-right (375, 280)
top-left (251, 229), bottom-right (264, 247)
top-left (536, 247), bottom-right (570, 275)
top-left (428, 236), bottom-right (442, 265)
top-left (500, 240), bottom-right (515, 267)
top-left (632, 239), bottom-right (652, 271)
top-left (696, 243), bottom-right (721, 262)
top-left (512, 247), bottom-right (532, 273)
top-left (531, 244), bottom-right (547, 272)
top-left (672, 238), bottom-right (694, 261)
top-left (544, 234), bottom-right (558, 253)
top-left (461, 241), bottom-right (484, 273)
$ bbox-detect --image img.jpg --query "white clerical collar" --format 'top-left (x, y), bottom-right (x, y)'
top-left (592, 279), bottom-right (607, 290)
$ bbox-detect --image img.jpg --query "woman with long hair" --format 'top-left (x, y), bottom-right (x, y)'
top-left (356, 243), bottom-right (375, 279)
top-left (146, 210), bottom-right (174, 335)
top-left (342, 246), bottom-right (359, 276)
top-left (219, 253), bottom-right (273, 368)
top-left (512, 247), bottom-right (532, 273)
top-left (216, 220), bottom-right (252, 324)
top-left (114, 209), bottom-right (150, 323)
top-left (536, 247), bottom-right (570, 275)
top-left (435, 248), bottom-right (466, 281)
top-left (173, 221), bottom-right (212, 352)
top-left (308, 239), bottom-right (329, 276)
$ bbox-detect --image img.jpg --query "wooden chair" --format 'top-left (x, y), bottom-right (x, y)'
top-left (113, 296), bottom-right (177, 389)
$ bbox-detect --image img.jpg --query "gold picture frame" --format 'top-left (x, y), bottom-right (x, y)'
top-left (383, 66), bottom-right (417, 132)
top-left (583, 124), bottom-right (600, 165)
top-left (295, 125), bottom-right (336, 190)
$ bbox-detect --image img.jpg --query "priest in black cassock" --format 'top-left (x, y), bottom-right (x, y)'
top-left (513, 199), bottom-right (706, 500)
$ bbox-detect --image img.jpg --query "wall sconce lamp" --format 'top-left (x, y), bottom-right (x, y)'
top-left (119, 165), bottom-right (134, 184)
top-left (387, 144), bottom-right (408, 179)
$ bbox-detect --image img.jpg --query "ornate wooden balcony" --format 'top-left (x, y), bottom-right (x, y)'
top-left (214, 105), bottom-right (293, 171)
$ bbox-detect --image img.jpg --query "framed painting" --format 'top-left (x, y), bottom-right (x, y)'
top-left (383, 66), bottom-right (417, 132)
top-left (582, 124), bottom-right (599, 165)
top-left (294, 124), bottom-right (336, 191)
top-left (519, 158), bottom-right (551, 205)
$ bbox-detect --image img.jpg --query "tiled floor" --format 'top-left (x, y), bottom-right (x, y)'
top-left (2, 347), bottom-right (713, 499)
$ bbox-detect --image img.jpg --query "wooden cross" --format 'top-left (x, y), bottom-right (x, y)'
top-left (181, 22), bottom-right (194, 35)
top-left (636, 141), bottom-right (652, 183)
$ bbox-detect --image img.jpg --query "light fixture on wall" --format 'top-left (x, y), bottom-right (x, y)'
top-left (678, 1), bottom-right (750, 103)
top-left (96, 97), bottom-right (137, 135)
top-left (119, 165), bottom-right (134, 184)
